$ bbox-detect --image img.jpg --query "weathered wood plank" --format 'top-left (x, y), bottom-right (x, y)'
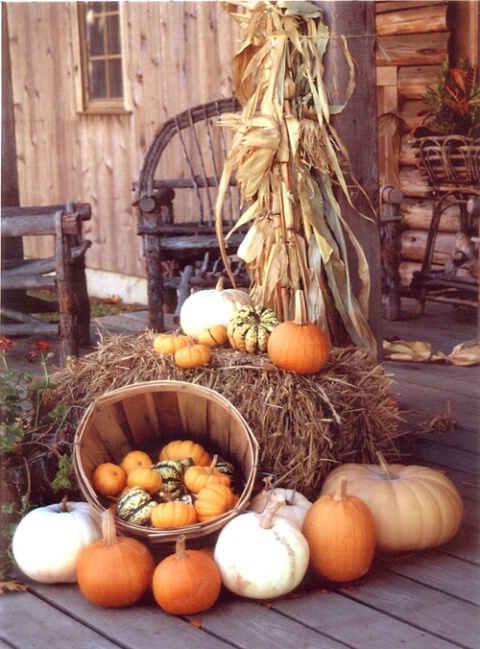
top-left (188, 597), bottom-right (350, 649)
top-left (0, 590), bottom-right (123, 649)
top-left (387, 551), bottom-right (480, 606)
top-left (273, 586), bottom-right (466, 649)
top-left (376, 31), bottom-right (449, 66)
top-left (338, 569), bottom-right (480, 649)
top-left (376, 4), bottom-right (448, 36)
top-left (439, 525), bottom-right (480, 564)
top-left (20, 582), bottom-right (236, 649)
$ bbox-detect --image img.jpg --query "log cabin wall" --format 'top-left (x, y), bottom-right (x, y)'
top-left (376, 0), bottom-right (479, 291)
top-left (3, 1), bottom-right (478, 301)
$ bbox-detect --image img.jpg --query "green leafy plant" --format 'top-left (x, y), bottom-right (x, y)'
top-left (419, 57), bottom-right (480, 138)
top-left (0, 336), bottom-right (81, 578)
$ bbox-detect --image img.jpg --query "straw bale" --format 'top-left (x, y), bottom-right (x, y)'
top-left (52, 330), bottom-right (401, 501)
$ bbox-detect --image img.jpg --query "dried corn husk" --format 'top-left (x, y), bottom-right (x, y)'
top-left (216, 1), bottom-right (377, 356)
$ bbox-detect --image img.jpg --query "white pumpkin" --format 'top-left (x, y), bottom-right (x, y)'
top-left (214, 496), bottom-right (309, 600)
top-left (248, 487), bottom-right (312, 530)
top-left (180, 277), bottom-right (253, 340)
top-left (12, 499), bottom-right (102, 583)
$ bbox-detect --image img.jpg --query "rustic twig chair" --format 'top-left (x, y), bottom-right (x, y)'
top-left (134, 96), bottom-right (250, 332)
top-left (409, 135), bottom-right (479, 313)
top-left (1, 201), bottom-right (92, 363)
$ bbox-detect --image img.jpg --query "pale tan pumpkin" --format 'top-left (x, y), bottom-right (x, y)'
top-left (320, 454), bottom-right (463, 552)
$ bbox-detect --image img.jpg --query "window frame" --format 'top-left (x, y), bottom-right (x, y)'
top-left (73, 1), bottom-right (131, 115)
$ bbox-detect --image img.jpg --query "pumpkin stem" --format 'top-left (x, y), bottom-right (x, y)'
top-left (60, 495), bottom-right (69, 513)
top-left (376, 451), bottom-right (398, 480)
top-left (293, 290), bottom-right (308, 326)
top-left (208, 454), bottom-right (219, 474)
top-left (333, 477), bottom-right (348, 502)
top-left (101, 508), bottom-right (119, 546)
top-left (258, 495), bottom-right (286, 529)
top-left (175, 534), bottom-right (188, 560)
top-left (215, 277), bottom-right (225, 291)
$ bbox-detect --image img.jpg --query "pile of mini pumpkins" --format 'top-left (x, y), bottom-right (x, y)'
top-left (12, 452), bottom-right (463, 616)
top-left (91, 439), bottom-right (240, 529)
top-left (154, 280), bottom-right (331, 375)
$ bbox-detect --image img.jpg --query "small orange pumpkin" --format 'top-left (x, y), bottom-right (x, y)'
top-left (184, 454), bottom-right (231, 494)
top-left (127, 468), bottom-right (163, 495)
top-left (93, 462), bottom-right (127, 497)
top-left (198, 325), bottom-right (229, 348)
top-left (303, 477), bottom-right (376, 582)
top-left (152, 534), bottom-right (222, 615)
top-left (77, 509), bottom-right (155, 608)
top-left (159, 440), bottom-right (211, 467)
top-left (174, 342), bottom-right (211, 369)
top-left (194, 483), bottom-right (239, 522)
top-left (267, 290), bottom-right (330, 375)
top-left (120, 450), bottom-right (153, 474)
top-left (151, 501), bottom-right (197, 529)
top-left (154, 331), bottom-right (195, 355)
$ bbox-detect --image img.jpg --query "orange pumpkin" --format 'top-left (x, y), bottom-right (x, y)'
top-left (303, 477), bottom-right (376, 582)
top-left (184, 454), bottom-right (231, 494)
top-left (77, 509), bottom-right (155, 607)
top-left (159, 440), bottom-right (211, 467)
top-left (92, 462), bottom-right (127, 497)
top-left (154, 331), bottom-right (195, 355)
top-left (174, 342), bottom-right (211, 369)
top-left (194, 483), bottom-right (239, 522)
top-left (198, 324), bottom-right (229, 348)
top-left (121, 450), bottom-right (153, 474)
top-left (151, 501), bottom-right (197, 529)
top-left (267, 290), bottom-right (330, 375)
top-left (127, 468), bottom-right (163, 495)
top-left (152, 534), bottom-right (222, 615)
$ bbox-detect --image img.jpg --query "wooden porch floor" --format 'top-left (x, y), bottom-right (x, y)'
top-left (1, 298), bottom-right (479, 649)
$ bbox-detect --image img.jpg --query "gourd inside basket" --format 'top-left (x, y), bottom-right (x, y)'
top-left (73, 381), bottom-right (259, 547)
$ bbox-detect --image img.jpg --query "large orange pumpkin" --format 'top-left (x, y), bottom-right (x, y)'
top-left (152, 534), bottom-right (222, 615)
top-left (303, 477), bottom-right (376, 582)
top-left (77, 509), bottom-right (155, 607)
top-left (267, 290), bottom-right (330, 375)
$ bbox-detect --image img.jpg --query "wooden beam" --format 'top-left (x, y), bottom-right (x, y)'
top-left (316, 1), bottom-right (383, 358)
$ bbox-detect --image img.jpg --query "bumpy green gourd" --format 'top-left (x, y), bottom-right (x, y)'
top-left (228, 305), bottom-right (280, 353)
top-left (115, 487), bottom-right (156, 525)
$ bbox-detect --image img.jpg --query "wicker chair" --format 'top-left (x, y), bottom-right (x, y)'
top-left (134, 97), bottom-right (250, 332)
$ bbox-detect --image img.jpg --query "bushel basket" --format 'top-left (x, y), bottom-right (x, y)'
top-left (73, 381), bottom-right (259, 548)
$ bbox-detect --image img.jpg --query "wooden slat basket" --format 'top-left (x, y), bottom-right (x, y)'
top-left (73, 381), bottom-right (259, 548)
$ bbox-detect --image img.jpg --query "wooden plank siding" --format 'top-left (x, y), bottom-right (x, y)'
top-left (5, 1), bottom-right (241, 281)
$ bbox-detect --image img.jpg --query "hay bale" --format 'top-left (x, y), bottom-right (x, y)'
top-left (52, 330), bottom-right (401, 501)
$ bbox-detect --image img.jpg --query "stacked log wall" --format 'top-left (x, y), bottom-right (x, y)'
top-left (376, 0), bottom-right (459, 290)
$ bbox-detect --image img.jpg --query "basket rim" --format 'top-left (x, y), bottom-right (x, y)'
top-left (73, 380), bottom-right (259, 545)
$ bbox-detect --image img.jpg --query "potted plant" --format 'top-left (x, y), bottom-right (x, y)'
top-left (412, 57), bottom-right (479, 187)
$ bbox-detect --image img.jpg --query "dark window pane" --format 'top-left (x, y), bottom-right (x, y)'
top-left (88, 16), bottom-right (105, 56)
top-left (108, 59), bottom-right (123, 98)
top-left (106, 15), bottom-right (121, 54)
top-left (91, 60), bottom-right (107, 99)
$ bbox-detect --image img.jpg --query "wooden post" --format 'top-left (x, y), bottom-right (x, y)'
top-left (315, 1), bottom-right (383, 359)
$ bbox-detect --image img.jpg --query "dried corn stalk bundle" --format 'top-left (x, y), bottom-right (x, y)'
top-left (216, 0), bottom-right (377, 356)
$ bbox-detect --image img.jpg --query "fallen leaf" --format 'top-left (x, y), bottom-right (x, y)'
top-left (0, 579), bottom-right (30, 595)
top-left (189, 618), bottom-right (203, 628)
